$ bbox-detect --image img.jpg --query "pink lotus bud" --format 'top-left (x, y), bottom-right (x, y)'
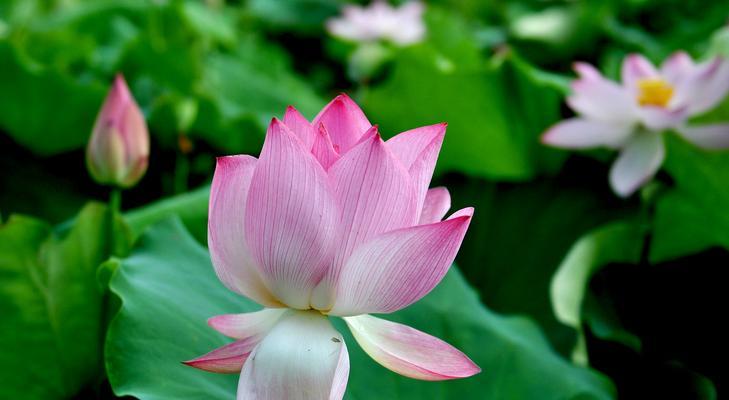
top-left (86, 74), bottom-right (150, 188)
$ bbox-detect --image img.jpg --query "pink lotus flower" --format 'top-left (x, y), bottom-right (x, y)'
top-left (542, 52), bottom-right (729, 197)
top-left (86, 74), bottom-right (150, 188)
top-left (326, 1), bottom-right (425, 46)
top-left (185, 94), bottom-right (479, 399)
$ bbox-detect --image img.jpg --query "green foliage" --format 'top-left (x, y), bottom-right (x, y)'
top-left (124, 184), bottom-right (209, 244)
top-left (362, 47), bottom-right (565, 180)
top-left (0, 0), bottom-right (323, 155)
top-left (106, 218), bottom-right (615, 400)
top-left (448, 161), bottom-right (631, 354)
top-left (551, 222), bottom-right (642, 330)
top-left (0, 42), bottom-right (106, 154)
top-left (0, 203), bottom-right (128, 399)
top-left (651, 135), bottom-right (729, 262)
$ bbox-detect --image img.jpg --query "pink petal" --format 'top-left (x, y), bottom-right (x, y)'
top-left (310, 134), bottom-right (418, 310)
top-left (184, 337), bottom-right (258, 374)
top-left (244, 119), bottom-right (338, 309)
top-left (567, 63), bottom-right (636, 123)
top-left (344, 314), bottom-right (480, 381)
top-left (677, 124), bottom-right (729, 149)
top-left (386, 123), bottom-right (446, 168)
top-left (328, 208), bottom-right (473, 316)
top-left (621, 53), bottom-right (659, 91)
top-left (660, 51), bottom-right (695, 84)
top-left (679, 57), bottom-right (729, 115)
top-left (541, 118), bottom-right (633, 149)
top-left (574, 62), bottom-right (605, 80)
top-left (208, 308), bottom-right (287, 340)
top-left (283, 106), bottom-right (315, 151)
top-left (312, 94), bottom-right (372, 155)
top-left (386, 123), bottom-right (446, 220)
top-left (609, 132), bottom-right (665, 198)
top-left (418, 187), bottom-right (451, 224)
top-left (236, 311), bottom-right (349, 400)
top-left (637, 106), bottom-right (688, 130)
top-left (208, 155), bottom-right (280, 307)
top-left (311, 123), bottom-right (341, 170)
top-left (355, 124), bottom-right (380, 146)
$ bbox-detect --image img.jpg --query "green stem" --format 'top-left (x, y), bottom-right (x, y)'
top-left (109, 187), bottom-right (122, 217)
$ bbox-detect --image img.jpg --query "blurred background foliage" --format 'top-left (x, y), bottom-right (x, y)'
top-left (1, 0), bottom-right (728, 399)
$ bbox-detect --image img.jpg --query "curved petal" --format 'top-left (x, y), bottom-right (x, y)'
top-left (328, 208), bottom-right (473, 316)
top-left (208, 155), bottom-right (279, 307)
top-left (419, 187), bottom-right (451, 224)
top-left (637, 106), bottom-right (688, 130)
top-left (312, 94), bottom-right (372, 155)
top-left (183, 336), bottom-right (258, 374)
top-left (678, 57), bottom-right (729, 115)
top-left (386, 123), bottom-right (446, 168)
top-left (567, 63), bottom-right (636, 123)
top-left (283, 106), bottom-right (315, 151)
top-left (236, 311), bottom-right (349, 400)
top-left (660, 51), bottom-right (695, 84)
top-left (344, 314), bottom-right (480, 381)
top-left (208, 308), bottom-right (287, 339)
top-left (386, 123), bottom-right (446, 220)
top-left (676, 124), bottom-right (729, 149)
top-left (244, 119), bottom-right (338, 309)
top-left (621, 53), bottom-right (659, 91)
top-left (311, 123), bottom-right (341, 170)
top-left (310, 134), bottom-right (418, 310)
top-left (541, 118), bottom-right (633, 149)
top-left (609, 132), bottom-right (665, 198)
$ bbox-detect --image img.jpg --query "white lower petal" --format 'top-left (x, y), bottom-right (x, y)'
top-left (677, 124), bottom-right (729, 149)
top-left (609, 132), bottom-right (665, 197)
top-left (541, 118), bottom-right (633, 149)
top-left (237, 311), bottom-right (349, 400)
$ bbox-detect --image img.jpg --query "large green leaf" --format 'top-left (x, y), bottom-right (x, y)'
top-left (362, 46), bottom-right (564, 180)
top-left (447, 158), bottom-right (632, 354)
top-left (651, 135), bottom-right (729, 262)
top-left (0, 203), bottom-right (119, 399)
top-left (549, 221), bottom-right (644, 362)
top-left (0, 42), bottom-right (106, 154)
top-left (106, 218), bottom-right (615, 399)
top-left (551, 222), bottom-right (643, 332)
top-left (194, 36), bottom-right (325, 154)
top-left (125, 184), bottom-right (209, 244)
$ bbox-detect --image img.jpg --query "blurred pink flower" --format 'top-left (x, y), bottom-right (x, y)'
top-left (86, 74), bottom-right (149, 188)
top-left (185, 94), bottom-right (479, 399)
top-left (542, 53), bottom-right (729, 197)
top-left (326, 1), bottom-right (425, 46)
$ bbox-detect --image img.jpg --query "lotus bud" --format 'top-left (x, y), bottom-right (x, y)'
top-left (86, 74), bottom-right (149, 188)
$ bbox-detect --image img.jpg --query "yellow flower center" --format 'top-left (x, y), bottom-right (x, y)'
top-left (636, 78), bottom-right (674, 108)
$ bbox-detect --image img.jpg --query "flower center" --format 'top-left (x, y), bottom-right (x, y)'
top-left (636, 78), bottom-right (674, 108)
